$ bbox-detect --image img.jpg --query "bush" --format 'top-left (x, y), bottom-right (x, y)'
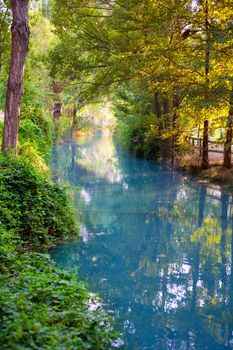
top-left (0, 155), bottom-right (78, 245)
top-left (0, 120), bottom-right (3, 142)
top-left (20, 86), bottom-right (53, 155)
top-left (0, 229), bottom-right (115, 350)
top-left (115, 116), bottom-right (160, 159)
top-left (113, 82), bottom-right (161, 160)
top-left (55, 114), bottom-right (73, 139)
top-left (19, 119), bottom-right (51, 156)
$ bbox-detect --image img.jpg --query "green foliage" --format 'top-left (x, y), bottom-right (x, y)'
top-left (0, 3), bottom-right (11, 109)
top-left (0, 155), bottom-right (78, 245)
top-left (115, 116), bottom-right (160, 159)
top-left (0, 120), bottom-right (3, 140)
top-left (114, 82), bottom-right (160, 159)
top-left (55, 114), bottom-right (73, 139)
top-left (0, 6), bottom-right (117, 349)
top-left (49, 0), bottom-right (233, 166)
top-left (0, 65), bottom-right (8, 110)
top-left (0, 229), bottom-right (115, 350)
top-left (19, 119), bottom-right (51, 155)
top-left (20, 83), bottom-right (53, 153)
top-left (0, 2), bottom-right (11, 68)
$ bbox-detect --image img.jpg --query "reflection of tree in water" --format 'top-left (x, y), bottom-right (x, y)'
top-left (51, 134), bottom-right (233, 350)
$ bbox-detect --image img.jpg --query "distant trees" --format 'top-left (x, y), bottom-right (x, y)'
top-left (0, 0), bottom-right (232, 167)
top-left (50, 0), bottom-right (233, 168)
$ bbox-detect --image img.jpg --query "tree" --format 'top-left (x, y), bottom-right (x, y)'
top-left (223, 90), bottom-right (233, 169)
top-left (49, 0), bottom-right (233, 167)
top-left (2, 0), bottom-right (30, 153)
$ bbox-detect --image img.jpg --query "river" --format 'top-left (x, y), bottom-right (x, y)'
top-left (50, 131), bottom-right (233, 350)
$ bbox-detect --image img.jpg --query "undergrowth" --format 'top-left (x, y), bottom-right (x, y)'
top-left (0, 228), bottom-right (115, 349)
top-left (0, 154), bottom-right (77, 245)
top-left (0, 155), bottom-right (116, 349)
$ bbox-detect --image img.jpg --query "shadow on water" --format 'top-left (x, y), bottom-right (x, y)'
top-left (50, 132), bottom-right (233, 350)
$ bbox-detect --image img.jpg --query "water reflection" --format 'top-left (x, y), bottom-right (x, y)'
top-left (51, 132), bottom-right (233, 350)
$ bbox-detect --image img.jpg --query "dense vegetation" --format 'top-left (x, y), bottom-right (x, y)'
top-left (49, 0), bottom-right (233, 169)
top-left (0, 155), bottom-right (77, 245)
top-left (0, 0), bottom-right (233, 348)
top-left (0, 228), bottom-right (115, 349)
top-left (0, 154), bottom-right (116, 349)
top-left (0, 2), bottom-right (116, 348)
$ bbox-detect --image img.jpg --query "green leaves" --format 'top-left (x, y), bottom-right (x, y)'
top-left (0, 155), bottom-right (78, 245)
top-left (0, 239), bottom-right (115, 349)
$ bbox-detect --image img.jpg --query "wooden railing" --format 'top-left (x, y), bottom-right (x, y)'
top-left (189, 137), bottom-right (233, 155)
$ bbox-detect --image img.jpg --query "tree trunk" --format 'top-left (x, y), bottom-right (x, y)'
top-left (223, 93), bottom-right (233, 169)
top-left (172, 91), bottom-right (179, 150)
top-left (201, 0), bottom-right (210, 169)
top-left (53, 102), bottom-right (62, 122)
top-left (223, 120), bottom-right (233, 169)
top-left (163, 93), bottom-right (169, 129)
top-left (154, 92), bottom-right (172, 162)
top-left (162, 93), bottom-right (172, 161)
top-left (154, 92), bottom-right (162, 123)
top-left (71, 106), bottom-right (77, 134)
top-left (202, 119), bottom-right (210, 169)
top-left (2, 0), bottom-right (29, 153)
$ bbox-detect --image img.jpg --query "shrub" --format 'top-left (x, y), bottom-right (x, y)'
top-left (19, 119), bottom-right (51, 156)
top-left (0, 155), bottom-right (78, 245)
top-left (113, 81), bottom-right (161, 160)
top-left (0, 120), bottom-right (3, 142)
top-left (0, 229), bottom-right (115, 350)
top-left (21, 91), bottom-right (53, 144)
top-left (20, 86), bottom-right (53, 155)
top-left (115, 116), bottom-right (160, 159)
top-left (55, 114), bottom-right (73, 139)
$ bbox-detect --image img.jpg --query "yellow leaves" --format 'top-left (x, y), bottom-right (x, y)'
top-left (19, 143), bottom-right (49, 175)
top-left (30, 13), bottom-right (56, 55)
top-left (172, 203), bottom-right (184, 217)
top-left (190, 216), bottom-right (223, 258)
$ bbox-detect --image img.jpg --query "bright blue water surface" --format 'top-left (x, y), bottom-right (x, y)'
top-left (50, 132), bottom-right (233, 350)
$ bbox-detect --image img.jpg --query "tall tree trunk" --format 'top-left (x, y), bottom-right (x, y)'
top-left (2, 0), bottom-right (29, 153)
top-left (223, 92), bottom-right (233, 169)
top-left (163, 93), bottom-right (169, 129)
top-left (162, 93), bottom-right (172, 161)
top-left (201, 0), bottom-right (210, 169)
top-left (154, 92), bottom-right (163, 157)
top-left (71, 106), bottom-right (77, 134)
top-left (202, 119), bottom-right (210, 169)
top-left (154, 92), bottom-right (162, 123)
top-left (172, 91), bottom-right (179, 151)
top-left (223, 119), bottom-right (233, 169)
top-left (53, 102), bottom-right (62, 122)
top-left (154, 92), bottom-right (172, 161)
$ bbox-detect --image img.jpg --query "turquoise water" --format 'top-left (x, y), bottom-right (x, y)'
top-left (50, 132), bottom-right (233, 350)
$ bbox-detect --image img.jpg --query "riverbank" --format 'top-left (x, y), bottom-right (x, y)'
top-left (176, 152), bottom-right (233, 190)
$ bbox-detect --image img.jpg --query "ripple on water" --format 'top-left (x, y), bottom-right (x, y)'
top-left (51, 133), bottom-right (233, 350)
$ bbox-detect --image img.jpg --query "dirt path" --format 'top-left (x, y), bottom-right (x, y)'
top-left (209, 152), bottom-right (224, 163)
top-left (209, 144), bottom-right (233, 164)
